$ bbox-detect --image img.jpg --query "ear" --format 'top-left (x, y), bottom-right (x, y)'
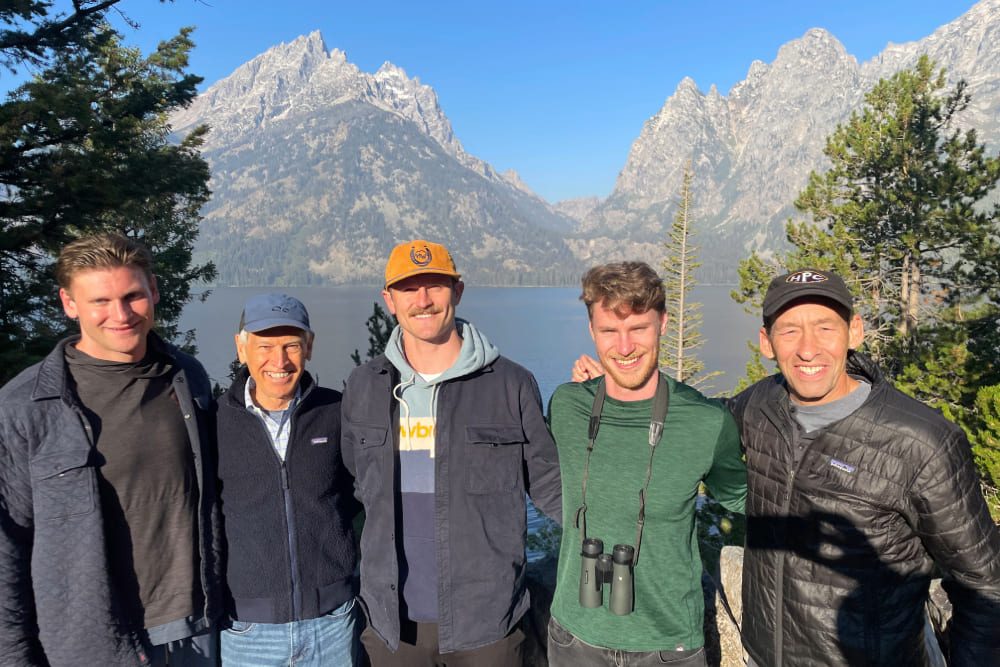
top-left (588, 317), bottom-right (596, 342)
top-left (148, 274), bottom-right (160, 305)
top-left (235, 333), bottom-right (248, 364)
top-left (451, 280), bottom-right (465, 305)
top-left (659, 311), bottom-right (668, 335)
top-left (60, 287), bottom-right (77, 319)
top-left (848, 314), bottom-right (864, 350)
top-left (305, 333), bottom-right (315, 361)
top-left (759, 326), bottom-right (776, 360)
top-left (382, 289), bottom-right (397, 316)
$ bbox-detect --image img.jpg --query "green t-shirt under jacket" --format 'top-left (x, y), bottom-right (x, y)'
top-left (547, 373), bottom-right (746, 652)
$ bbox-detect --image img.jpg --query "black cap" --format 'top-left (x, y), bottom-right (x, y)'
top-left (762, 269), bottom-right (853, 324)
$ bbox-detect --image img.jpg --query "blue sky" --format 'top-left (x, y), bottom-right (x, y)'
top-left (16, 0), bottom-right (983, 202)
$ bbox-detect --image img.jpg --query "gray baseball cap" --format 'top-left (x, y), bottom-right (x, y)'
top-left (239, 293), bottom-right (312, 333)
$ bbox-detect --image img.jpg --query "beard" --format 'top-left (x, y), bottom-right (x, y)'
top-left (601, 348), bottom-right (659, 392)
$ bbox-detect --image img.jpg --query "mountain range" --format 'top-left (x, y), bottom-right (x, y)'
top-left (172, 0), bottom-right (1000, 286)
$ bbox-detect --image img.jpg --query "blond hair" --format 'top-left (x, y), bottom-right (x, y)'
top-left (55, 233), bottom-right (153, 289)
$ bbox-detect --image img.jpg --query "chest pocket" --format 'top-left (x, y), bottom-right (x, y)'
top-left (29, 448), bottom-right (97, 521)
top-left (465, 424), bottom-right (523, 494)
top-left (345, 424), bottom-right (389, 497)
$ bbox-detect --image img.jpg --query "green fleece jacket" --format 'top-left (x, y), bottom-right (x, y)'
top-left (547, 373), bottom-right (746, 652)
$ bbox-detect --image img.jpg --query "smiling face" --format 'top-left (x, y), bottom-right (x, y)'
top-left (589, 300), bottom-right (667, 401)
top-left (236, 326), bottom-right (313, 411)
top-left (760, 300), bottom-right (864, 406)
top-left (60, 265), bottom-right (159, 362)
top-left (382, 273), bottom-right (464, 347)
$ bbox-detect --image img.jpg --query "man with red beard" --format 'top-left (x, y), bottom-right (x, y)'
top-left (547, 261), bottom-right (745, 666)
top-left (341, 239), bottom-right (561, 666)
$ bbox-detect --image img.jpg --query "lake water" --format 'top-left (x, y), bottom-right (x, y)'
top-left (180, 285), bottom-right (765, 560)
top-left (179, 284), bottom-right (765, 401)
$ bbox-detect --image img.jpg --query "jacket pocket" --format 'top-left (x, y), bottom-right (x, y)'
top-left (29, 449), bottom-right (96, 520)
top-left (345, 424), bottom-right (388, 497)
top-left (465, 424), bottom-right (523, 494)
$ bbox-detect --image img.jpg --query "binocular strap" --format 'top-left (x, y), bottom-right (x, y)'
top-left (575, 374), bottom-right (670, 567)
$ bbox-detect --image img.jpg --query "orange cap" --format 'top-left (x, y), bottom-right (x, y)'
top-left (384, 240), bottom-right (461, 289)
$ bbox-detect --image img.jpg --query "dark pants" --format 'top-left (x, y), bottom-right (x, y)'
top-left (361, 618), bottom-right (525, 667)
top-left (547, 617), bottom-right (707, 667)
top-left (147, 626), bottom-right (219, 667)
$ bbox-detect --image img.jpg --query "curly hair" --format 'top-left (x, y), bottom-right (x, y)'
top-left (580, 261), bottom-right (665, 319)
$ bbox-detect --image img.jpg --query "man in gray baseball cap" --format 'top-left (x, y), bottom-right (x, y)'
top-left (216, 293), bottom-right (361, 666)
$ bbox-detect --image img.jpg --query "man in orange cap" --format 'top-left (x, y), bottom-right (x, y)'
top-left (342, 240), bottom-right (562, 666)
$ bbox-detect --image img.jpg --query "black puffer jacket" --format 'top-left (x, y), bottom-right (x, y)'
top-left (728, 352), bottom-right (1000, 667)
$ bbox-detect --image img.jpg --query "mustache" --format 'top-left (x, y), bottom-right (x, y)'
top-left (406, 307), bottom-right (443, 317)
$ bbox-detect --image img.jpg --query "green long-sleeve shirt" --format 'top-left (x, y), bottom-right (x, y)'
top-left (547, 373), bottom-right (746, 652)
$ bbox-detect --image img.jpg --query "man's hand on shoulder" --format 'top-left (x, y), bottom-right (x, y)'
top-left (572, 354), bottom-right (604, 382)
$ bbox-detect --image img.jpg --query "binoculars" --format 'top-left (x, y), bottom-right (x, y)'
top-left (579, 537), bottom-right (634, 615)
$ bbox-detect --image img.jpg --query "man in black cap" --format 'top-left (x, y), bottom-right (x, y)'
top-left (215, 294), bottom-right (360, 666)
top-left (729, 268), bottom-right (1000, 667)
top-left (572, 267), bottom-right (1000, 666)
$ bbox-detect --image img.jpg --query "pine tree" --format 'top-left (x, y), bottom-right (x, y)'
top-left (971, 384), bottom-right (1000, 521)
top-left (1, 2), bottom-right (214, 383)
top-left (351, 301), bottom-right (396, 366)
top-left (660, 159), bottom-right (742, 568)
top-left (659, 159), bottom-right (722, 392)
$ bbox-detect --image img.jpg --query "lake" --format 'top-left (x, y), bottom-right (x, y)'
top-left (179, 284), bottom-right (766, 401)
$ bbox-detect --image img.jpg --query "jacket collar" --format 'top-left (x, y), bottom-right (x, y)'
top-left (757, 349), bottom-right (883, 429)
top-left (844, 350), bottom-right (882, 386)
top-left (32, 332), bottom-right (177, 403)
top-left (367, 349), bottom-right (497, 380)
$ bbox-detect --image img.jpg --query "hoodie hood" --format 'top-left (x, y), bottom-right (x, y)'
top-left (384, 318), bottom-right (499, 384)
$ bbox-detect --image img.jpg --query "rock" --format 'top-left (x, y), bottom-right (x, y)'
top-left (714, 546), bottom-right (748, 666)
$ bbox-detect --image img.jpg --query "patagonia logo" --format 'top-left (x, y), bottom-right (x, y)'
top-left (310, 437), bottom-right (328, 445)
top-left (830, 459), bottom-right (855, 473)
top-left (410, 244), bottom-right (432, 267)
top-left (786, 269), bottom-right (829, 284)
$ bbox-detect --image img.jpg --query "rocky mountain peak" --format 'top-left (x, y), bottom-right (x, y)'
top-left (171, 30), bottom-right (466, 160)
top-left (576, 2), bottom-right (999, 279)
top-left (771, 28), bottom-right (855, 78)
top-left (368, 61), bottom-right (463, 158)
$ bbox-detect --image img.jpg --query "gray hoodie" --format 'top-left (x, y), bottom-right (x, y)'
top-left (383, 318), bottom-right (500, 622)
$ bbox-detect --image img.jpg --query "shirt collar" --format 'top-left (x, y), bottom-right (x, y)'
top-left (243, 375), bottom-right (302, 415)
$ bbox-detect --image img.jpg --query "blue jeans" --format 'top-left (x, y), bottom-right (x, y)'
top-left (221, 597), bottom-right (360, 666)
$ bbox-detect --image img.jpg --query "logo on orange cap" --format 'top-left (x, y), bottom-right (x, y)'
top-left (410, 245), bottom-right (432, 267)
